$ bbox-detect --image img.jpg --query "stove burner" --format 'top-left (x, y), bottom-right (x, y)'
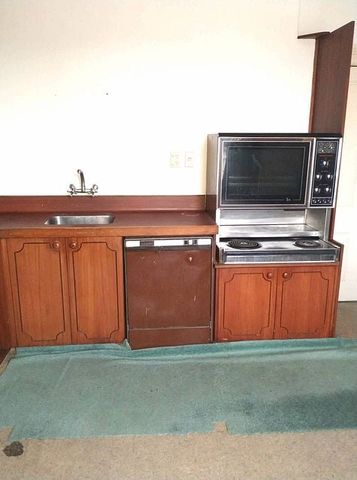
top-left (227, 239), bottom-right (262, 250)
top-left (294, 239), bottom-right (322, 249)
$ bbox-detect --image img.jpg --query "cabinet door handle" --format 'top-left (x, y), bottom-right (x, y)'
top-left (267, 272), bottom-right (273, 279)
top-left (69, 241), bottom-right (78, 249)
top-left (51, 241), bottom-right (61, 250)
top-left (188, 256), bottom-right (193, 263)
top-left (282, 272), bottom-right (289, 279)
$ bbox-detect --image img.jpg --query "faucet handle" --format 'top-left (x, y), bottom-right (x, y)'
top-left (68, 184), bottom-right (77, 195)
top-left (90, 184), bottom-right (99, 196)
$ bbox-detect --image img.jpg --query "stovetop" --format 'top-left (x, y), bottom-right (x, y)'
top-left (218, 237), bottom-right (340, 264)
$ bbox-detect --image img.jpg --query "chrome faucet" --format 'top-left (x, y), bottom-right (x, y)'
top-left (78, 169), bottom-right (85, 192)
top-left (68, 169), bottom-right (98, 196)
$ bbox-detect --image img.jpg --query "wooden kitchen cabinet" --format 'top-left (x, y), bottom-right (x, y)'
top-left (7, 237), bottom-right (125, 347)
top-left (215, 264), bottom-right (340, 342)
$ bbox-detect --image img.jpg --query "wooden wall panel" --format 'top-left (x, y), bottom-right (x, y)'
top-left (308, 22), bottom-right (355, 134)
top-left (0, 195), bottom-right (206, 214)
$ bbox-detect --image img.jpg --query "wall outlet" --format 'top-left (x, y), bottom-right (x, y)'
top-left (169, 151), bottom-right (182, 168)
top-left (184, 151), bottom-right (194, 168)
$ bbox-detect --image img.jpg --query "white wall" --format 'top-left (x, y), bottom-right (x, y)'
top-left (334, 49), bottom-right (357, 300)
top-left (0, 0), bottom-right (314, 195)
top-left (298, 0), bottom-right (357, 39)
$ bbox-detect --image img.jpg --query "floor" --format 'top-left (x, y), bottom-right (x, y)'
top-left (1, 302), bottom-right (356, 480)
top-left (0, 350), bottom-right (7, 364)
top-left (335, 301), bottom-right (357, 338)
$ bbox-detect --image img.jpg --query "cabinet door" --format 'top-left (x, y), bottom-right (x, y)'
top-left (274, 265), bottom-right (339, 339)
top-left (7, 238), bottom-right (72, 346)
top-left (67, 237), bottom-right (125, 344)
top-left (215, 267), bottom-right (276, 341)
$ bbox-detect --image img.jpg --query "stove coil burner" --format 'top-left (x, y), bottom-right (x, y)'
top-left (294, 239), bottom-right (322, 249)
top-left (227, 239), bottom-right (262, 250)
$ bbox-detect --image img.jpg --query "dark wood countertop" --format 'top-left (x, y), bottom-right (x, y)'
top-left (0, 211), bottom-right (217, 238)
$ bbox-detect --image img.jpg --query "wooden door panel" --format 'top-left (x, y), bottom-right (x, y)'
top-left (274, 266), bottom-right (338, 339)
top-left (126, 247), bottom-right (212, 349)
top-left (67, 237), bottom-right (125, 344)
top-left (126, 248), bottom-right (212, 329)
top-left (215, 267), bottom-right (276, 341)
top-left (7, 238), bottom-right (71, 346)
top-left (308, 22), bottom-right (354, 135)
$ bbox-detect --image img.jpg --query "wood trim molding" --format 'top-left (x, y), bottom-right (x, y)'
top-left (0, 195), bottom-right (206, 213)
top-left (297, 31), bottom-right (330, 40)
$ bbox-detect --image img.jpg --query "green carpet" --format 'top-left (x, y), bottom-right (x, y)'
top-left (0, 339), bottom-right (357, 441)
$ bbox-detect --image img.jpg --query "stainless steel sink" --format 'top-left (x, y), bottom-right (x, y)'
top-left (45, 214), bottom-right (115, 226)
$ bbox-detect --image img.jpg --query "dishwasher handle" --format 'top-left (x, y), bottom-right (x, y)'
top-left (125, 237), bottom-right (212, 249)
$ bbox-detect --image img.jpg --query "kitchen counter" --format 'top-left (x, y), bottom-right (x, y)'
top-left (0, 211), bottom-right (217, 238)
top-left (0, 207), bottom-right (217, 351)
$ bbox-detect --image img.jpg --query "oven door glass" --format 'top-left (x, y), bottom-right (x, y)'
top-left (221, 141), bottom-right (311, 206)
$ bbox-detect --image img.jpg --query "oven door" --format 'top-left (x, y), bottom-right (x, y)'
top-left (219, 137), bottom-right (313, 208)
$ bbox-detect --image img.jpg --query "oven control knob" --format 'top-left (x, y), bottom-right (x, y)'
top-left (326, 174), bottom-right (333, 181)
top-left (314, 186), bottom-right (321, 194)
top-left (321, 159), bottom-right (329, 167)
top-left (315, 174), bottom-right (322, 180)
top-left (325, 186), bottom-right (332, 193)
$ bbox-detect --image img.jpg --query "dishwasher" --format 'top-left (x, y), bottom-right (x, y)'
top-left (124, 237), bottom-right (213, 349)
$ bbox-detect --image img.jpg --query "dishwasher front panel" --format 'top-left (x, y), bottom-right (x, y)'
top-left (125, 240), bottom-right (213, 349)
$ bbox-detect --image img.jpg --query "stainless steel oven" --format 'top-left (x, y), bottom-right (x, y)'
top-left (207, 133), bottom-right (342, 209)
top-left (206, 133), bottom-right (342, 265)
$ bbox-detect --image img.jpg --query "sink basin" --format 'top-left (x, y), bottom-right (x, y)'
top-left (45, 214), bottom-right (115, 226)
